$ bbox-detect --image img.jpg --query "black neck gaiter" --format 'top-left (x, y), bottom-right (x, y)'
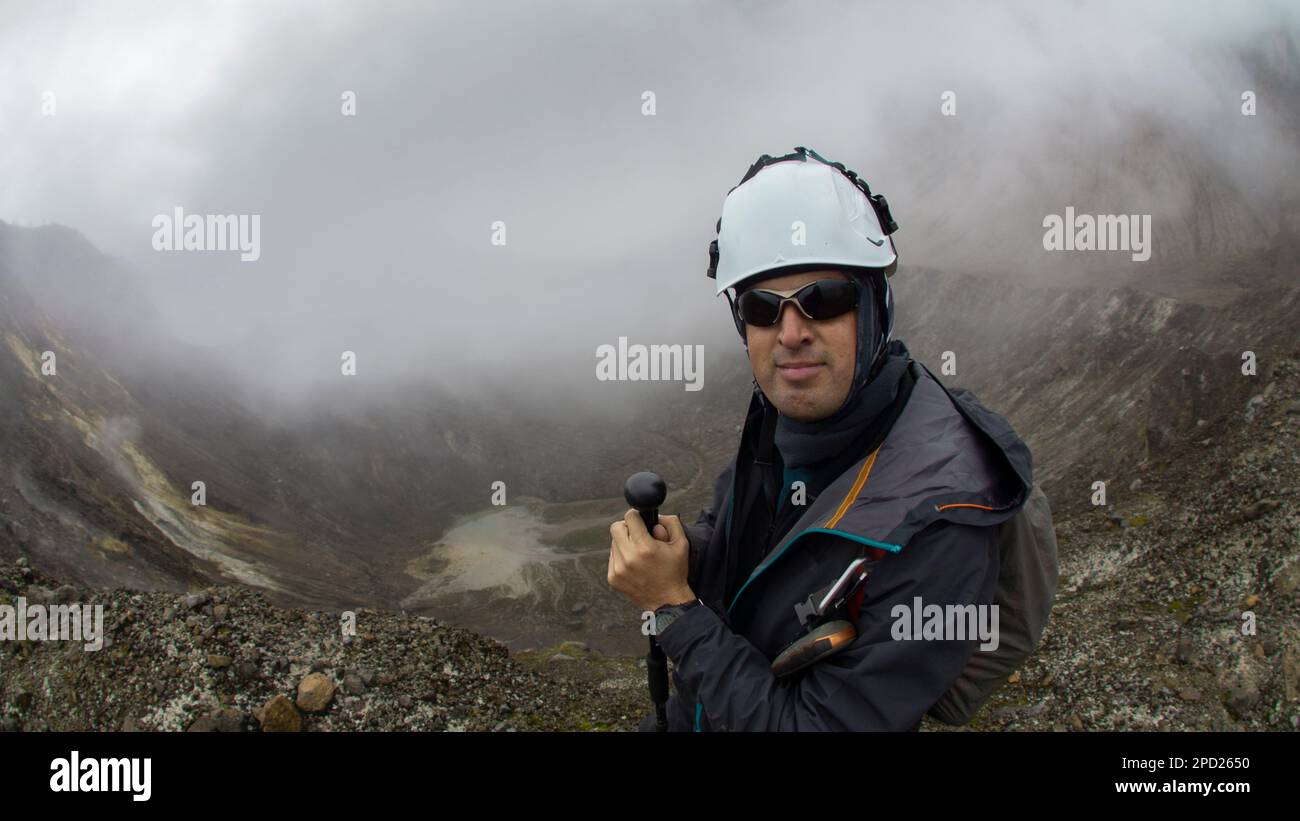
top-left (774, 340), bottom-right (911, 471)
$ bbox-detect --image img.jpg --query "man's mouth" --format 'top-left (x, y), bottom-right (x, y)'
top-left (776, 360), bottom-right (824, 382)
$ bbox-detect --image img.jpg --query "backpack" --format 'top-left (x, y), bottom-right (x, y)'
top-left (925, 481), bottom-right (1060, 725)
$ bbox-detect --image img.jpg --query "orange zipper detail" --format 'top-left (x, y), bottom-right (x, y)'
top-left (824, 445), bottom-right (881, 529)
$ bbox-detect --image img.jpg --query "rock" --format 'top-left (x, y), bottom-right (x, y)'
top-left (1129, 479), bottom-right (1142, 492)
top-left (1241, 499), bottom-right (1279, 522)
top-left (211, 708), bottom-right (245, 733)
top-left (52, 585), bottom-right (79, 605)
top-left (1243, 394), bottom-right (1266, 422)
top-left (1244, 593), bottom-right (1260, 607)
top-left (235, 661), bottom-right (260, 680)
top-left (1282, 644), bottom-right (1299, 702)
top-left (6, 521), bottom-right (28, 544)
top-left (343, 672), bottom-right (365, 695)
top-left (206, 654), bottom-right (232, 669)
top-left (187, 716), bottom-right (217, 732)
top-left (14, 556), bottom-right (28, 568)
top-left (571, 602), bottom-right (589, 616)
top-left (358, 669), bottom-right (376, 687)
top-left (121, 717), bottom-right (141, 732)
top-left (256, 695), bottom-right (302, 732)
top-left (1286, 401), bottom-right (1300, 415)
top-left (1069, 714), bottom-right (1084, 731)
top-left (211, 604), bottom-right (229, 621)
top-left (548, 653), bottom-right (576, 664)
top-left (397, 694), bottom-right (413, 709)
top-left (296, 673), bottom-right (336, 713)
top-left (558, 640), bottom-right (589, 654)
top-left (185, 592), bottom-right (209, 610)
top-left (1224, 682), bottom-right (1260, 719)
top-left (13, 690), bottom-right (34, 711)
top-left (1177, 687), bottom-right (1202, 703)
top-left (1271, 562), bottom-right (1300, 596)
top-left (1007, 670), bottom-right (1021, 685)
top-left (1174, 634), bottom-right (1194, 664)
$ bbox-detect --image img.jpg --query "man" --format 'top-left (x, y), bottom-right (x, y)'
top-left (608, 146), bottom-right (1037, 731)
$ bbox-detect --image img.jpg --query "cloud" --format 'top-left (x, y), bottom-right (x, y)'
top-left (1, 0), bottom-right (1295, 401)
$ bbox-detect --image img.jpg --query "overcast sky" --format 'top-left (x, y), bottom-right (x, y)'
top-left (1, 0), bottom-right (1296, 400)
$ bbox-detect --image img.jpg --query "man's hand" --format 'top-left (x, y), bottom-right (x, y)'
top-left (608, 509), bottom-right (694, 613)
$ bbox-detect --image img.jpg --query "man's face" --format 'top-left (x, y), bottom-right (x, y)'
top-left (741, 269), bottom-right (857, 422)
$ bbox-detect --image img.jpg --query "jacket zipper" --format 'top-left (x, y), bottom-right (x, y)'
top-left (726, 527), bottom-right (902, 617)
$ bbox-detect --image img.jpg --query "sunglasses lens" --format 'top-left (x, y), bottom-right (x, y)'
top-left (798, 280), bottom-right (858, 319)
top-left (736, 290), bottom-right (781, 325)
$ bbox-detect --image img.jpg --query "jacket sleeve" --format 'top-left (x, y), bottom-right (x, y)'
top-left (654, 519), bottom-right (1001, 731)
top-left (680, 459), bottom-right (734, 589)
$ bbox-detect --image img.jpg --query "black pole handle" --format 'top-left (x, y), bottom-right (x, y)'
top-left (624, 470), bottom-right (670, 731)
top-left (624, 471), bottom-right (667, 535)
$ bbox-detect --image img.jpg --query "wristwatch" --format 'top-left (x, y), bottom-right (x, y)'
top-left (654, 598), bottom-right (702, 636)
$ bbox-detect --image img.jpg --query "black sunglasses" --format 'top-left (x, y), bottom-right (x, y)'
top-left (734, 279), bottom-right (858, 327)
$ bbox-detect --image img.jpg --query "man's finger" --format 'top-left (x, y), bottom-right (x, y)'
top-left (624, 507), bottom-right (650, 540)
top-left (660, 513), bottom-right (687, 543)
top-left (607, 541), bottom-right (624, 585)
top-left (609, 520), bottom-right (629, 546)
top-left (609, 529), bottom-right (629, 563)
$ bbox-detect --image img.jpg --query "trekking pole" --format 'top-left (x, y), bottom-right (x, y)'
top-left (624, 470), bottom-right (670, 732)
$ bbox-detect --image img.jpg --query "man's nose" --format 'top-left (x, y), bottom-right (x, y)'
top-left (776, 301), bottom-right (814, 348)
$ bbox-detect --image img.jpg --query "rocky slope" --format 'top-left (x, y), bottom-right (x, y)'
top-left (926, 349), bottom-right (1300, 731)
top-left (0, 558), bottom-right (646, 732)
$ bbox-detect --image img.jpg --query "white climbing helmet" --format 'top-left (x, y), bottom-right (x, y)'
top-left (706, 146), bottom-right (899, 295)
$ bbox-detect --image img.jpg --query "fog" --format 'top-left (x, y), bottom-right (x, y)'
top-left (2, 0), bottom-right (1296, 405)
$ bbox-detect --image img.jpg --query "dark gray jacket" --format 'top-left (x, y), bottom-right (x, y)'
top-left (653, 360), bottom-right (1034, 731)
